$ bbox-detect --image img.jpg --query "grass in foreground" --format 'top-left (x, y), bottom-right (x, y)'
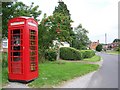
top-left (2, 52), bottom-right (9, 86)
top-left (2, 67), bottom-right (8, 86)
top-left (28, 61), bottom-right (99, 88)
top-left (83, 55), bottom-right (101, 62)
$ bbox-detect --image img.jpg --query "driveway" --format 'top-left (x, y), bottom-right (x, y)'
top-left (87, 52), bottom-right (118, 88)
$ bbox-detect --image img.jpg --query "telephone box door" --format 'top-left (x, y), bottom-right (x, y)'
top-left (10, 28), bottom-right (23, 74)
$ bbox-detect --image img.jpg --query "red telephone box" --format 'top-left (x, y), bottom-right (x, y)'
top-left (8, 16), bottom-right (38, 82)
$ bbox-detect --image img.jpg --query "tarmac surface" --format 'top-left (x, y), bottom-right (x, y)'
top-left (87, 52), bottom-right (118, 88)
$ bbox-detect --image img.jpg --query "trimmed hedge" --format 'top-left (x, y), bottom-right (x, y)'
top-left (45, 49), bottom-right (57, 61)
top-left (60, 47), bottom-right (82, 60)
top-left (80, 50), bottom-right (95, 58)
top-left (60, 47), bottom-right (95, 60)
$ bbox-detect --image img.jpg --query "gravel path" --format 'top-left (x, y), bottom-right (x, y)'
top-left (3, 82), bottom-right (29, 88)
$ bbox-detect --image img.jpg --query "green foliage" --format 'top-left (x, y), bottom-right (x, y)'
top-left (60, 47), bottom-right (82, 60)
top-left (115, 47), bottom-right (120, 52)
top-left (2, 53), bottom-right (8, 68)
top-left (71, 24), bottom-right (90, 50)
top-left (2, 2), bottom-right (41, 38)
top-left (38, 13), bottom-right (73, 59)
top-left (96, 44), bottom-right (103, 52)
top-left (80, 50), bottom-right (95, 58)
top-left (45, 49), bottom-right (57, 61)
top-left (60, 47), bottom-right (95, 60)
top-left (53, 1), bottom-right (71, 21)
top-left (53, 1), bottom-right (74, 45)
top-left (113, 39), bottom-right (120, 43)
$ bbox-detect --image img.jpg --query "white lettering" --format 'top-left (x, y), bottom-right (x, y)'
top-left (11, 22), bottom-right (24, 26)
top-left (28, 22), bottom-right (37, 27)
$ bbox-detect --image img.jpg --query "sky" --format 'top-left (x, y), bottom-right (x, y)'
top-left (18, 0), bottom-right (119, 44)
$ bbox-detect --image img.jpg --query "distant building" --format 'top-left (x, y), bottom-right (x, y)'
top-left (103, 39), bottom-right (120, 50)
top-left (89, 40), bottom-right (99, 50)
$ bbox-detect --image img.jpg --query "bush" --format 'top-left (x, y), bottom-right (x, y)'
top-left (96, 44), bottom-right (103, 52)
top-left (45, 49), bottom-right (57, 61)
top-left (60, 47), bottom-right (83, 60)
top-left (115, 47), bottom-right (120, 52)
top-left (80, 50), bottom-right (95, 58)
top-left (60, 47), bottom-right (95, 60)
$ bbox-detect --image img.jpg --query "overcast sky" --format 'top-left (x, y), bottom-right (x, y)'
top-left (18, 0), bottom-right (119, 44)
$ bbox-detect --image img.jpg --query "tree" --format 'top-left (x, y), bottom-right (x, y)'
top-left (96, 44), bottom-right (103, 52)
top-left (72, 24), bottom-right (90, 50)
top-left (2, 2), bottom-right (13, 38)
top-left (38, 13), bottom-right (73, 59)
top-left (113, 39), bottom-right (120, 43)
top-left (53, 1), bottom-right (71, 19)
top-left (2, 1), bottom-right (41, 38)
top-left (53, 1), bottom-right (74, 45)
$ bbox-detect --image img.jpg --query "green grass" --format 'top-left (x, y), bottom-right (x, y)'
top-left (28, 61), bottom-right (99, 88)
top-left (107, 50), bottom-right (120, 55)
top-left (0, 52), bottom-right (2, 87)
top-left (1, 52), bottom-right (9, 86)
top-left (83, 55), bottom-right (101, 62)
top-left (2, 52), bottom-right (99, 88)
top-left (2, 67), bottom-right (8, 86)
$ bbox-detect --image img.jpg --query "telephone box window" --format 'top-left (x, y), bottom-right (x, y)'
top-left (29, 29), bottom-right (37, 71)
top-left (10, 29), bottom-right (23, 73)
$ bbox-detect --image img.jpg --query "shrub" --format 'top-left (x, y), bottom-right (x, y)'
top-left (115, 47), bottom-right (120, 52)
top-left (45, 49), bottom-right (57, 61)
top-left (80, 50), bottom-right (95, 58)
top-left (60, 47), bottom-right (82, 60)
top-left (96, 44), bottom-right (103, 52)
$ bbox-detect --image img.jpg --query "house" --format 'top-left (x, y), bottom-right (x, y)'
top-left (2, 38), bottom-right (8, 52)
top-left (89, 40), bottom-right (99, 50)
top-left (53, 40), bottom-right (70, 48)
top-left (103, 39), bottom-right (120, 50)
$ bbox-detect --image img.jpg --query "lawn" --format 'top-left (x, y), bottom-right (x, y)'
top-left (28, 61), bottom-right (99, 88)
top-left (2, 53), bottom-right (99, 88)
top-left (83, 55), bottom-right (101, 62)
top-left (107, 50), bottom-right (120, 55)
top-left (0, 52), bottom-right (2, 87)
top-left (1, 52), bottom-right (8, 86)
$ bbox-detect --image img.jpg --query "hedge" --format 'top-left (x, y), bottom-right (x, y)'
top-left (60, 47), bottom-right (82, 60)
top-left (60, 47), bottom-right (95, 60)
top-left (80, 50), bottom-right (95, 58)
top-left (45, 49), bottom-right (57, 61)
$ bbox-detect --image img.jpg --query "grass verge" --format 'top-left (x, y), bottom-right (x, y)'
top-left (107, 51), bottom-right (120, 55)
top-left (2, 67), bottom-right (8, 86)
top-left (2, 53), bottom-right (99, 88)
top-left (28, 61), bottom-right (99, 88)
top-left (83, 55), bottom-right (101, 62)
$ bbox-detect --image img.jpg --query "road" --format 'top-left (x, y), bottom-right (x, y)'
top-left (87, 52), bottom-right (118, 88)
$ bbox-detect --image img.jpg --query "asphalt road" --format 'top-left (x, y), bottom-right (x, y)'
top-left (87, 52), bottom-right (118, 88)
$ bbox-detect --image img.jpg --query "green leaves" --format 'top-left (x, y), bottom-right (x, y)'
top-left (2, 2), bottom-right (41, 37)
top-left (72, 24), bottom-right (90, 50)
